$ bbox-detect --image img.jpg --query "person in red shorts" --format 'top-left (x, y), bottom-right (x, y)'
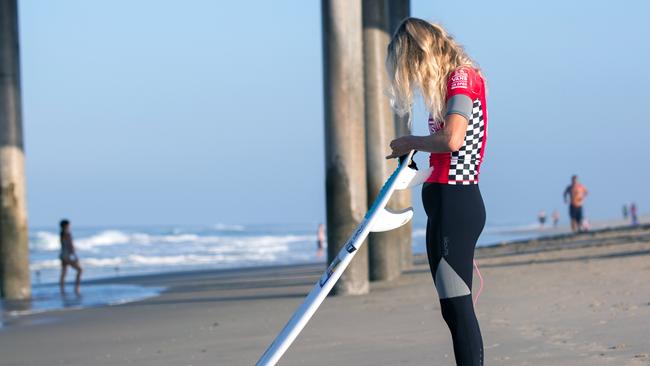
top-left (563, 175), bottom-right (588, 232)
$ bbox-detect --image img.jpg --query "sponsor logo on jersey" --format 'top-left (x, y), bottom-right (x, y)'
top-left (450, 69), bottom-right (468, 90)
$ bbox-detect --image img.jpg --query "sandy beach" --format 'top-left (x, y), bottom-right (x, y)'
top-left (1, 224), bottom-right (649, 366)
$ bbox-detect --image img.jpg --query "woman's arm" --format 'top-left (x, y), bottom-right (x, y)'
top-left (386, 113), bottom-right (468, 159)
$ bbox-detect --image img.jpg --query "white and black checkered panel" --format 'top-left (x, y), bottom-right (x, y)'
top-left (448, 99), bottom-right (485, 184)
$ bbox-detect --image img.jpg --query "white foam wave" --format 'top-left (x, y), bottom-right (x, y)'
top-left (30, 229), bottom-right (314, 251)
top-left (29, 232), bottom-right (317, 273)
top-left (75, 230), bottom-right (131, 250)
top-left (212, 223), bottom-right (245, 231)
top-left (83, 257), bottom-right (124, 267)
top-left (30, 250), bottom-right (296, 271)
top-left (30, 231), bottom-right (60, 251)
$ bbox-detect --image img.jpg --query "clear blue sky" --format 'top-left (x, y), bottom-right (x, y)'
top-left (19, 0), bottom-right (650, 227)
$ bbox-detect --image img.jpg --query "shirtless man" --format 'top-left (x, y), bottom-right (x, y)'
top-left (563, 175), bottom-right (588, 233)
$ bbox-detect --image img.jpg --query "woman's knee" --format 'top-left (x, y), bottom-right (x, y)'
top-left (440, 295), bottom-right (476, 326)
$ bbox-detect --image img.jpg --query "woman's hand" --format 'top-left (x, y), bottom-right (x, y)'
top-left (385, 114), bottom-right (468, 158)
top-left (386, 135), bottom-right (417, 159)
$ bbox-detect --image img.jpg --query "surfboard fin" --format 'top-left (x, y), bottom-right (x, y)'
top-left (370, 207), bottom-right (413, 232)
top-left (393, 166), bottom-right (434, 190)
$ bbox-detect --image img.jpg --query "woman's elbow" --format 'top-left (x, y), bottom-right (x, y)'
top-left (447, 137), bottom-right (463, 152)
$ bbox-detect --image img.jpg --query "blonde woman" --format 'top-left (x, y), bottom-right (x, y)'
top-left (386, 18), bottom-right (487, 366)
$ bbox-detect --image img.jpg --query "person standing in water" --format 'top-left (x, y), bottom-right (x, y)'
top-left (385, 18), bottom-right (487, 366)
top-left (59, 219), bottom-right (82, 295)
top-left (563, 175), bottom-right (588, 233)
top-left (316, 223), bottom-right (325, 257)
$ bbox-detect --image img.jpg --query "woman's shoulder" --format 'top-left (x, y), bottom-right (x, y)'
top-left (448, 66), bottom-right (483, 83)
top-left (447, 66), bottom-right (484, 99)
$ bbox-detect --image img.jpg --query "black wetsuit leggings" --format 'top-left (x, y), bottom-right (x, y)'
top-left (422, 183), bottom-right (485, 366)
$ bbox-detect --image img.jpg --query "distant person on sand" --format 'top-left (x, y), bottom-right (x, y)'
top-left (316, 223), bottom-right (325, 257)
top-left (552, 210), bottom-right (560, 227)
top-left (622, 204), bottom-right (629, 220)
top-left (630, 202), bottom-right (639, 226)
top-left (59, 219), bottom-right (82, 295)
top-left (538, 210), bottom-right (547, 228)
top-left (563, 175), bottom-right (588, 233)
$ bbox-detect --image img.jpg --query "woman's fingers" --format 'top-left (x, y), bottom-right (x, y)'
top-left (387, 136), bottom-right (410, 159)
top-left (386, 148), bottom-right (407, 159)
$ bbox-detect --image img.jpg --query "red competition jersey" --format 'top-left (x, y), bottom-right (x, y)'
top-left (427, 67), bottom-right (488, 184)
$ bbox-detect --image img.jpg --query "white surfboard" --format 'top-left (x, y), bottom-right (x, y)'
top-left (256, 151), bottom-right (432, 366)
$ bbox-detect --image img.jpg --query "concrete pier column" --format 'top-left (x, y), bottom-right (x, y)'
top-left (322, 0), bottom-right (369, 295)
top-left (363, 0), bottom-right (400, 282)
top-left (0, 0), bottom-right (31, 300)
top-left (387, 0), bottom-right (413, 270)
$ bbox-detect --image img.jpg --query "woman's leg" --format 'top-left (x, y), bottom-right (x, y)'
top-left (424, 184), bottom-right (486, 366)
top-left (423, 183), bottom-right (442, 279)
top-left (70, 261), bottom-right (83, 295)
top-left (59, 261), bottom-right (68, 294)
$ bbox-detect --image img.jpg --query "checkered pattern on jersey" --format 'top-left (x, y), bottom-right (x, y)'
top-left (448, 99), bottom-right (485, 185)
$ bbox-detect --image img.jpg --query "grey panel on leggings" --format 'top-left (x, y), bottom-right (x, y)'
top-left (435, 258), bottom-right (471, 299)
top-left (445, 94), bottom-right (473, 120)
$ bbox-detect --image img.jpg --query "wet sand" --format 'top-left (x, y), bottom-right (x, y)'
top-left (1, 224), bottom-right (649, 365)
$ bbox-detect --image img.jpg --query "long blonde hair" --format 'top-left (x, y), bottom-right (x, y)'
top-left (386, 18), bottom-right (480, 124)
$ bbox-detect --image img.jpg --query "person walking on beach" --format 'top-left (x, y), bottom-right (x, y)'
top-left (630, 202), bottom-right (638, 226)
top-left (316, 223), bottom-right (325, 257)
top-left (563, 175), bottom-right (588, 233)
top-left (385, 18), bottom-right (487, 366)
top-left (538, 210), bottom-right (547, 228)
top-left (622, 204), bottom-right (629, 221)
top-left (552, 210), bottom-right (560, 228)
top-left (59, 219), bottom-right (82, 295)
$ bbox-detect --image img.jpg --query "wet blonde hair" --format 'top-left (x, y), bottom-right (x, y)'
top-left (386, 18), bottom-right (480, 124)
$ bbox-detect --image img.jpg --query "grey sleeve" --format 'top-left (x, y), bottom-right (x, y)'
top-left (445, 94), bottom-right (473, 120)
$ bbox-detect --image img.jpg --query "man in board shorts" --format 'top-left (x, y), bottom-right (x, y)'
top-left (563, 175), bottom-right (588, 232)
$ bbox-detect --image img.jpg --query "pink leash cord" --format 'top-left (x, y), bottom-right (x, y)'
top-left (472, 259), bottom-right (484, 306)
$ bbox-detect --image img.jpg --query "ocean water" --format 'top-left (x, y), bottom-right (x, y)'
top-left (0, 221), bottom-right (562, 322)
top-left (0, 283), bottom-right (164, 328)
top-left (29, 222), bottom-right (559, 285)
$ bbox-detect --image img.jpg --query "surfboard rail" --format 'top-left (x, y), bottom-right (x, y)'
top-left (256, 151), bottom-right (431, 366)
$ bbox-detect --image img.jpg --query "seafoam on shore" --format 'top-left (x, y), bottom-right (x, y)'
top-left (27, 218), bottom-right (595, 285)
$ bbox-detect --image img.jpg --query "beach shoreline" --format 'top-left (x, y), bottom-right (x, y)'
top-left (2, 223), bottom-right (649, 365)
